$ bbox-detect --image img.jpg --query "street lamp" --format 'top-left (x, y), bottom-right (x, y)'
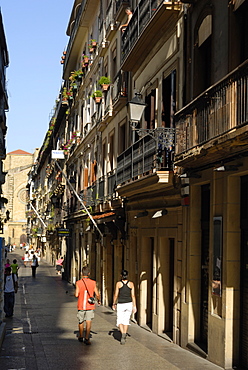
top-left (127, 93), bottom-right (146, 143)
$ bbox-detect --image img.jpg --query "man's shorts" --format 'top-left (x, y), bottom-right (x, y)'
top-left (77, 310), bottom-right (94, 323)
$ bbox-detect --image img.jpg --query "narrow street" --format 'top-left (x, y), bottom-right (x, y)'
top-left (0, 249), bottom-right (223, 370)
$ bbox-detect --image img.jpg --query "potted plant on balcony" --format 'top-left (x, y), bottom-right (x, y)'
top-left (62, 87), bottom-right (69, 106)
top-left (88, 39), bottom-right (97, 53)
top-left (81, 54), bottom-right (90, 68)
top-left (75, 69), bottom-right (84, 82)
top-left (72, 83), bottom-right (78, 92)
top-left (92, 90), bottom-right (103, 103)
top-left (98, 76), bottom-right (111, 91)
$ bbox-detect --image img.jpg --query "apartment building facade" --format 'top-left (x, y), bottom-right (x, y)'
top-left (175, 0), bottom-right (248, 368)
top-left (0, 8), bottom-right (9, 329)
top-left (27, 0), bottom-right (248, 368)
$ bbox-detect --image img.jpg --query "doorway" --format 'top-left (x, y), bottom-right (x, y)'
top-left (159, 237), bottom-right (174, 339)
top-left (140, 237), bottom-right (154, 330)
top-left (199, 184), bottom-right (210, 352)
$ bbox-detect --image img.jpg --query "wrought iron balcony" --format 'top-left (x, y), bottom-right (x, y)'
top-left (107, 170), bottom-right (117, 199)
top-left (63, 0), bottom-right (98, 79)
top-left (121, 0), bottom-right (180, 72)
top-left (81, 173), bottom-right (118, 207)
top-left (112, 70), bottom-right (128, 109)
top-left (175, 60), bottom-right (248, 165)
top-left (116, 128), bottom-right (175, 186)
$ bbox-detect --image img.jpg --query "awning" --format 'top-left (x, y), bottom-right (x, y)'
top-left (92, 212), bottom-right (116, 224)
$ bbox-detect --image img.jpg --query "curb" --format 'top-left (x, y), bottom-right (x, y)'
top-left (0, 321), bottom-right (6, 348)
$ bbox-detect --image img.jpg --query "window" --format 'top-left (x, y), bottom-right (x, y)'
top-left (144, 89), bottom-right (156, 130)
top-left (162, 70), bottom-right (176, 128)
top-left (193, 13), bottom-right (212, 97)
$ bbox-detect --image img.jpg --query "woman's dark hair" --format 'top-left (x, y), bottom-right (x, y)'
top-left (121, 269), bottom-right (128, 278)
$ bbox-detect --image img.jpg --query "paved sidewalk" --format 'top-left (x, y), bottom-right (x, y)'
top-left (0, 249), bottom-right (223, 370)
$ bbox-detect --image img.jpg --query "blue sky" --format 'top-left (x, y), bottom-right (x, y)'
top-left (0, 1), bottom-right (72, 154)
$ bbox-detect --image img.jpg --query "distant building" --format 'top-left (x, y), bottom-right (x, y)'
top-left (2, 149), bottom-right (35, 246)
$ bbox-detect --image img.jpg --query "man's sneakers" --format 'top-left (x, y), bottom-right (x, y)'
top-left (120, 333), bottom-right (127, 345)
top-left (78, 337), bottom-right (84, 342)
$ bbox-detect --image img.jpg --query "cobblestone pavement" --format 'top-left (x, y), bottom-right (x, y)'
top-left (0, 249), bottom-right (223, 370)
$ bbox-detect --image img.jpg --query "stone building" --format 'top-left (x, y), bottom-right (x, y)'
top-left (3, 149), bottom-right (36, 246)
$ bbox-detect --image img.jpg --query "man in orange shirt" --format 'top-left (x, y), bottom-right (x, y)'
top-left (75, 266), bottom-right (101, 344)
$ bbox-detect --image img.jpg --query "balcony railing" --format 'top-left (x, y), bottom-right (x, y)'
top-left (175, 60), bottom-right (248, 154)
top-left (121, 0), bottom-right (180, 63)
top-left (80, 174), bottom-right (116, 207)
top-left (112, 70), bottom-right (128, 105)
top-left (107, 170), bottom-right (117, 199)
top-left (116, 128), bottom-right (175, 186)
top-left (63, 1), bottom-right (86, 70)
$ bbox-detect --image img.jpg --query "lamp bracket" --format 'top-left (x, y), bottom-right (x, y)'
top-left (130, 125), bottom-right (175, 149)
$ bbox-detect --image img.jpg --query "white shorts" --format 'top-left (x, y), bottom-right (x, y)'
top-left (116, 302), bottom-right (132, 327)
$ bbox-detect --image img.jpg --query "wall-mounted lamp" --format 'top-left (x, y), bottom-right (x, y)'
top-left (128, 93), bottom-right (147, 124)
top-left (127, 93), bottom-right (147, 143)
top-left (152, 209), bottom-right (168, 218)
top-left (214, 165), bottom-right (240, 172)
top-left (180, 172), bottom-right (201, 178)
top-left (134, 211), bottom-right (148, 219)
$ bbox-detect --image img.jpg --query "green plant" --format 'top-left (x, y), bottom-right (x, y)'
top-left (88, 39), bottom-right (97, 50)
top-left (92, 90), bottom-right (103, 98)
top-left (69, 69), bottom-right (83, 82)
top-left (98, 76), bottom-right (111, 86)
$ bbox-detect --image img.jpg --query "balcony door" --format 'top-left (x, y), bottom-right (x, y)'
top-left (162, 70), bottom-right (176, 128)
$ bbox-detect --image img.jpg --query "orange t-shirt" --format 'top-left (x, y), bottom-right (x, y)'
top-left (76, 278), bottom-right (96, 310)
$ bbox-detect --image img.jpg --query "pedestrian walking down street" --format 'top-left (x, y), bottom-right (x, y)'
top-left (31, 253), bottom-right (39, 278)
top-left (56, 256), bottom-right (64, 275)
top-left (23, 251), bottom-right (29, 267)
top-left (4, 266), bottom-right (18, 318)
top-left (75, 266), bottom-right (101, 345)
top-left (112, 270), bottom-right (137, 345)
top-left (4, 258), bottom-right (11, 272)
top-left (10, 259), bottom-right (19, 278)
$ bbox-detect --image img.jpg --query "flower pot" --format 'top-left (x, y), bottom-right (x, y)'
top-left (62, 99), bottom-right (68, 106)
top-left (94, 96), bottom-right (102, 103)
top-left (101, 84), bottom-right (110, 91)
